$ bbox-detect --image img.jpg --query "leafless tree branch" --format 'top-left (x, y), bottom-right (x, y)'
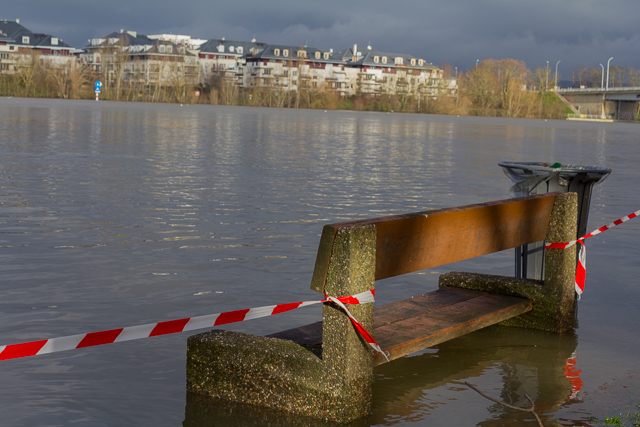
top-left (465, 381), bottom-right (544, 427)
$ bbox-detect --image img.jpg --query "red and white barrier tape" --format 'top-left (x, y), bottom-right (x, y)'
top-left (0, 289), bottom-right (381, 361)
top-left (545, 209), bottom-right (639, 297)
top-left (325, 296), bottom-right (389, 362)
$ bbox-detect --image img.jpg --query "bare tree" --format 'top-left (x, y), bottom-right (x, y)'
top-left (462, 60), bottom-right (499, 114)
top-left (487, 58), bottom-right (531, 117)
top-left (16, 49), bottom-right (41, 97)
top-left (45, 61), bottom-right (90, 99)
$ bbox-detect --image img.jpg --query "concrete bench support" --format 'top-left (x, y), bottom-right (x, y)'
top-left (186, 224), bottom-right (377, 422)
top-left (439, 190), bottom-right (578, 332)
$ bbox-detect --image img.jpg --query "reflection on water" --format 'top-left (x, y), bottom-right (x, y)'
top-left (1, 98), bottom-right (639, 426)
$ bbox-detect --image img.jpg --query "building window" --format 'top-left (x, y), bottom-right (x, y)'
top-left (159, 45), bottom-right (166, 53)
top-left (418, 59), bottom-right (424, 66)
top-left (297, 50), bottom-right (306, 58)
top-left (237, 46), bottom-right (243, 54)
top-left (283, 49), bottom-right (289, 57)
top-left (51, 37), bottom-right (58, 46)
top-left (166, 45), bottom-right (173, 53)
top-left (374, 56), bottom-right (379, 63)
top-left (323, 52), bottom-right (329, 60)
top-left (274, 48), bottom-right (280, 56)
top-left (395, 57), bottom-right (403, 65)
top-left (22, 36), bottom-right (30, 44)
top-left (382, 56), bottom-right (387, 64)
top-left (229, 46), bottom-right (235, 52)
top-left (315, 51), bottom-right (321, 59)
top-left (410, 58), bottom-right (416, 66)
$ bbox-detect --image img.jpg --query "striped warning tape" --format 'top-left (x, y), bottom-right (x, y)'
top-left (545, 209), bottom-right (640, 297)
top-left (0, 289), bottom-right (378, 361)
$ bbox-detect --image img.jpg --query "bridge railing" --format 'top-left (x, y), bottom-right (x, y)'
top-left (558, 86), bottom-right (640, 93)
top-left (567, 113), bottom-right (612, 120)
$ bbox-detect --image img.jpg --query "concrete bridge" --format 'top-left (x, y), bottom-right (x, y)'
top-left (556, 87), bottom-right (640, 121)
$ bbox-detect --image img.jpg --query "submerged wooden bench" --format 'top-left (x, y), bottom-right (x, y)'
top-left (186, 192), bottom-right (578, 423)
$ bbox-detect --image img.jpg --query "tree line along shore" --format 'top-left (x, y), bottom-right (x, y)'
top-left (4, 57), bottom-right (640, 119)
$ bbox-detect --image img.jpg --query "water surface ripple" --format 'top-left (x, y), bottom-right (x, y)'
top-left (1, 98), bottom-right (638, 426)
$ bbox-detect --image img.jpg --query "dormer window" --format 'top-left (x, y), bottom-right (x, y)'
top-left (418, 59), bottom-right (424, 66)
top-left (229, 46), bottom-right (235, 52)
top-left (274, 48), bottom-right (280, 56)
top-left (395, 57), bottom-right (403, 65)
top-left (374, 56), bottom-right (379, 63)
top-left (166, 45), bottom-right (173, 53)
top-left (22, 36), bottom-right (30, 44)
top-left (297, 50), bottom-right (306, 58)
top-left (410, 58), bottom-right (416, 66)
top-left (283, 49), bottom-right (289, 57)
top-left (159, 45), bottom-right (166, 53)
top-left (323, 52), bottom-right (329, 60)
top-left (382, 56), bottom-right (387, 64)
top-left (51, 38), bottom-right (58, 46)
top-left (217, 45), bottom-right (225, 53)
top-left (315, 51), bottom-right (321, 59)
top-left (237, 46), bottom-right (243, 54)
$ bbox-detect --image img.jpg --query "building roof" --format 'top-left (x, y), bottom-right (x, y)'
top-left (0, 19), bottom-right (72, 49)
top-left (87, 30), bottom-right (154, 48)
top-left (199, 38), bottom-right (268, 56)
top-left (247, 44), bottom-right (342, 64)
top-left (350, 46), bottom-right (437, 70)
top-left (84, 29), bottom-right (196, 56)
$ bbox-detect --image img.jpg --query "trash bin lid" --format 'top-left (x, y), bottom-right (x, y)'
top-left (498, 162), bottom-right (612, 175)
top-left (498, 162), bottom-right (612, 193)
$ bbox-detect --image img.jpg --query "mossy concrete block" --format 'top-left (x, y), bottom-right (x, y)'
top-left (186, 330), bottom-right (329, 418)
top-left (321, 224), bottom-right (375, 405)
top-left (543, 192), bottom-right (578, 329)
top-left (186, 224), bottom-right (377, 423)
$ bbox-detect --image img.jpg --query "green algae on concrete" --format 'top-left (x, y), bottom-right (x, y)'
top-left (186, 224), bottom-right (377, 423)
top-left (439, 192), bottom-right (578, 333)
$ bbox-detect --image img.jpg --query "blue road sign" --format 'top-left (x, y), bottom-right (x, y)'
top-left (95, 81), bottom-right (102, 92)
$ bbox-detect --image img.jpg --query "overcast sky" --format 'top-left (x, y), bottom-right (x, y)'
top-left (4, 0), bottom-right (640, 77)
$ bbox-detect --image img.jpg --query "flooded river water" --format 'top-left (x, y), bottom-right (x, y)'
top-left (1, 97), bottom-right (639, 426)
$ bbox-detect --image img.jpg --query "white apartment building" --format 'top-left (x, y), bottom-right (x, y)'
top-left (80, 30), bottom-right (199, 88)
top-left (0, 19), bottom-right (74, 74)
top-left (241, 42), bottom-right (447, 97)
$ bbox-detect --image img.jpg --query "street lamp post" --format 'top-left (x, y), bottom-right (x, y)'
top-left (545, 60), bottom-right (549, 91)
top-left (606, 57), bottom-right (614, 91)
top-left (599, 63), bottom-right (604, 90)
top-left (475, 59), bottom-right (479, 68)
top-left (554, 60), bottom-right (561, 89)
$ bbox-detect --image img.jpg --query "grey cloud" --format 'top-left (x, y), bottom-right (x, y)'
top-left (4, 0), bottom-right (640, 74)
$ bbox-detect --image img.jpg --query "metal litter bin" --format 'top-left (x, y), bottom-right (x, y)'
top-left (499, 162), bottom-right (611, 280)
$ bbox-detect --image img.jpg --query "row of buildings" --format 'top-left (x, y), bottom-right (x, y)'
top-left (1, 18), bottom-right (455, 98)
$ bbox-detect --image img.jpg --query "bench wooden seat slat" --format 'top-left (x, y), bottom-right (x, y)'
top-left (372, 288), bottom-right (532, 366)
top-left (268, 287), bottom-right (532, 366)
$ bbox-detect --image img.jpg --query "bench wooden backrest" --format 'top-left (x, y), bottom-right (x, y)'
top-left (311, 193), bottom-right (561, 293)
